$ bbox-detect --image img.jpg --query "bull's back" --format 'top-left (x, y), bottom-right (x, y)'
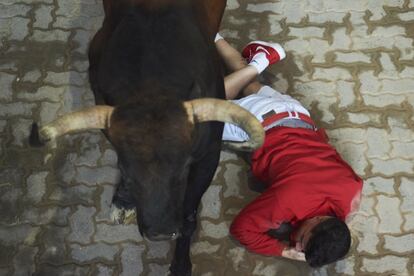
top-left (95, 3), bottom-right (222, 106)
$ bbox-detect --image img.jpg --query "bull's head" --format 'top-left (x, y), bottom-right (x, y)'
top-left (30, 97), bottom-right (264, 240)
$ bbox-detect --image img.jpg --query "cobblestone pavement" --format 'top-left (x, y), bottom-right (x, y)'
top-left (0, 0), bottom-right (414, 275)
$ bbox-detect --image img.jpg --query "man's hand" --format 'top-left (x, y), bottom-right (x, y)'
top-left (281, 247), bottom-right (306, 261)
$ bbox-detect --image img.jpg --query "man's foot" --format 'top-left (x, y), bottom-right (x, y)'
top-left (242, 41), bottom-right (286, 73)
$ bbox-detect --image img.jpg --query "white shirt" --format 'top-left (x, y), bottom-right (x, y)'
top-left (222, 86), bottom-right (311, 142)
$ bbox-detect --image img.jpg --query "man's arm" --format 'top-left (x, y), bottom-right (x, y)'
top-left (230, 189), bottom-right (289, 256)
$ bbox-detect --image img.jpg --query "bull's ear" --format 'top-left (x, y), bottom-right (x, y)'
top-left (188, 81), bottom-right (203, 100)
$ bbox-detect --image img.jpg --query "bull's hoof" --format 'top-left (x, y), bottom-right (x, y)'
top-left (110, 205), bottom-right (136, 224)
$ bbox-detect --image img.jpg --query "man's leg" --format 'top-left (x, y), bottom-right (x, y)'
top-left (215, 35), bottom-right (286, 99)
top-left (215, 38), bottom-right (262, 99)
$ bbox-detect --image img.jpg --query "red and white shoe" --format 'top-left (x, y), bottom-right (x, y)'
top-left (242, 41), bottom-right (286, 65)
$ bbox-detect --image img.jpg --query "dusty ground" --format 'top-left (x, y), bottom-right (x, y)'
top-left (0, 0), bottom-right (414, 275)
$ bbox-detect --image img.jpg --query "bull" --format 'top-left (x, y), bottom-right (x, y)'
top-left (30, 0), bottom-right (265, 274)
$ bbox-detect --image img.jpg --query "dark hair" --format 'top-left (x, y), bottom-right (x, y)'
top-left (305, 217), bottom-right (351, 267)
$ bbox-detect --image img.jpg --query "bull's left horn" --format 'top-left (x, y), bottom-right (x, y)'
top-left (184, 98), bottom-right (265, 151)
top-left (29, 106), bottom-right (114, 147)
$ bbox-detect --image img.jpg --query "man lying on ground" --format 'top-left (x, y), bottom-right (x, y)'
top-left (216, 34), bottom-right (363, 267)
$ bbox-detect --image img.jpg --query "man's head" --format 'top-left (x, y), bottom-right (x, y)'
top-left (296, 216), bottom-right (351, 267)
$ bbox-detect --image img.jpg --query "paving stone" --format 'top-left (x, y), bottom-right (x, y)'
top-left (398, 10), bottom-right (414, 20)
top-left (384, 234), bottom-right (414, 253)
top-left (31, 29), bottom-right (71, 43)
top-left (0, 224), bottom-right (40, 246)
top-left (226, 0), bottom-right (240, 10)
top-left (359, 71), bottom-right (381, 94)
top-left (120, 244), bottom-right (145, 276)
top-left (21, 206), bottom-right (70, 226)
top-left (391, 141), bottom-right (414, 159)
top-left (146, 240), bottom-right (171, 259)
top-left (354, 216), bottom-right (380, 254)
top-left (68, 206), bottom-right (96, 243)
top-left (334, 256), bottom-right (355, 275)
top-left (334, 142), bottom-right (367, 176)
top-left (95, 223), bottom-right (142, 243)
top-left (308, 12), bottom-right (347, 23)
top-left (252, 261), bottom-right (279, 276)
top-left (200, 185), bottom-right (222, 219)
top-left (11, 118), bottom-right (32, 146)
top-left (73, 29), bottom-right (93, 54)
top-left (9, 17), bottom-right (30, 40)
top-left (55, 1), bottom-right (103, 18)
top-left (73, 144), bottom-right (101, 167)
top-left (0, 72), bottom-right (14, 101)
top-left (96, 184), bottom-right (116, 222)
top-left (33, 5), bottom-right (54, 29)
top-left (0, 4), bottom-right (31, 18)
top-left (0, 244), bottom-right (16, 267)
top-left (39, 225), bottom-right (70, 264)
top-left (60, 87), bottom-right (93, 113)
top-left (13, 245), bottom-right (38, 276)
top-left (0, 102), bottom-right (36, 117)
top-left (34, 264), bottom-right (91, 276)
top-left (366, 128), bottom-right (391, 158)
top-left (289, 27), bottom-right (325, 38)
top-left (362, 177), bottom-right (395, 196)
top-left (347, 113), bottom-right (380, 125)
top-left (0, 120), bottom-right (7, 133)
top-left (49, 184), bottom-right (96, 205)
top-left (388, 117), bottom-right (414, 141)
top-left (17, 85), bottom-right (65, 102)
top-left (223, 163), bottom-right (246, 198)
top-left (21, 69), bottom-right (42, 83)
top-left (191, 241), bottom-right (220, 255)
top-left (96, 265), bottom-right (115, 276)
top-left (362, 256), bottom-right (408, 275)
top-left (399, 177), bottom-right (414, 212)
top-left (294, 80), bottom-right (336, 96)
top-left (371, 158), bottom-right (414, 176)
top-left (71, 243), bottom-right (118, 262)
top-left (54, 15), bottom-right (103, 31)
top-left (100, 149), bottom-right (118, 166)
top-left (226, 247), bottom-right (247, 271)
top-left (39, 101), bottom-right (60, 124)
top-left (376, 195), bottom-right (403, 233)
top-left (403, 213), bottom-right (414, 232)
top-left (44, 71), bottom-right (86, 86)
top-left (335, 52), bottom-right (371, 63)
top-left (75, 166), bottom-right (121, 186)
top-left (200, 221), bottom-right (229, 239)
top-left (326, 128), bottom-right (367, 143)
top-left (246, 3), bottom-right (283, 13)
top-left (313, 67), bottom-right (353, 81)
top-left (378, 53), bottom-right (399, 79)
top-left (148, 263), bottom-right (169, 276)
top-left (382, 79), bottom-right (414, 95)
top-left (337, 80), bottom-right (355, 108)
top-left (363, 93), bottom-right (407, 107)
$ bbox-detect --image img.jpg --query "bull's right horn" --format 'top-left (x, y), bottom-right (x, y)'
top-left (183, 98), bottom-right (265, 151)
top-left (29, 105), bottom-right (114, 147)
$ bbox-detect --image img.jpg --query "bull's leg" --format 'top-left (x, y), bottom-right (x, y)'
top-left (170, 143), bottom-right (222, 276)
top-left (194, 0), bottom-right (227, 38)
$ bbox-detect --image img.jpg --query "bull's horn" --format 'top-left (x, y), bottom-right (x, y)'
top-left (184, 98), bottom-right (265, 151)
top-left (29, 105), bottom-right (114, 147)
